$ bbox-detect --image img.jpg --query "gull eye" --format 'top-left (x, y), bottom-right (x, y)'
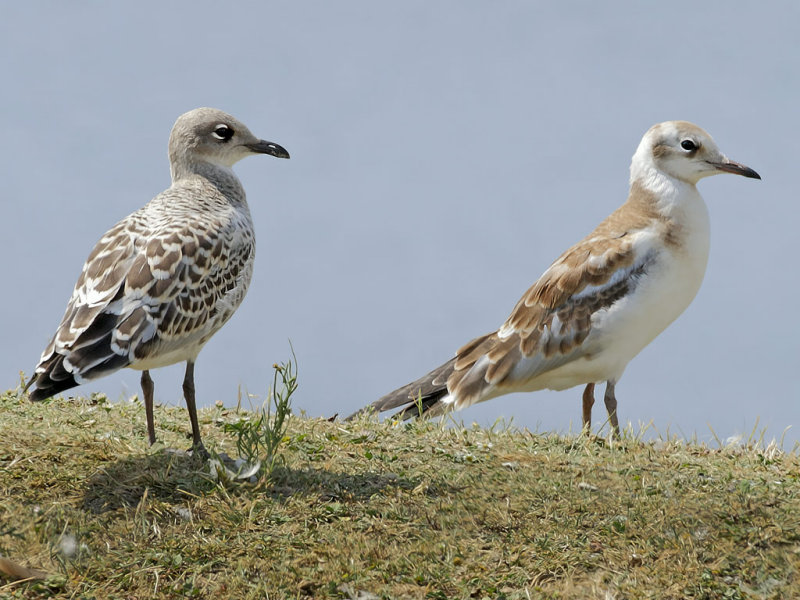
top-left (212, 124), bottom-right (234, 141)
top-left (680, 139), bottom-right (697, 151)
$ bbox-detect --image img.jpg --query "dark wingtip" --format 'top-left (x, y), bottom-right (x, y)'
top-left (25, 359), bottom-right (81, 402)
top-left (348, 358), bottom-right (457, 422)
top-left (27, 373), bottom-right (79, 402)
top-left (28, 379), bottom-right (67, 402)
top-left (344, 405), bottom-right (376, 422)
top-left (345, 390), bottom-right (448, 423)
top-left (29, 387), bottom-right (53, 402)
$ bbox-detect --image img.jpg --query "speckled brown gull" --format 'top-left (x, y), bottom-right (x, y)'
top-left (348, 121), bottom-right (759, 436)
top-left (24, 107), bottom-right (290, 457)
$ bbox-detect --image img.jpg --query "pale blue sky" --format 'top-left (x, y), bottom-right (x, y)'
top-left (2, 2), bottom-right (797, 446)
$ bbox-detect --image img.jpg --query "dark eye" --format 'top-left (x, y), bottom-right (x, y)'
top-left (212, 124), bottom-right (234, 141)
top-left (680, 139), bottom-right (697, 151)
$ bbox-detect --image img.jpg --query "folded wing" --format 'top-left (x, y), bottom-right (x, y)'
top-left (352, 206), bottom-right (660, 420)
top-left (28, 196), bottom-right (252, 401)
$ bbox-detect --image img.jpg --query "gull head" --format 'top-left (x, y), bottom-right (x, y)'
top-left (632, 120), bottom-right (760, 186)
top-left (168, 107), bottom-right (289, 179)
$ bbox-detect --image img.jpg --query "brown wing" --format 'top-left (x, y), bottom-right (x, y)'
top-left (352, 191), bottom-right (669, 419)
top-left (447, 200), bottom-right (659, 406)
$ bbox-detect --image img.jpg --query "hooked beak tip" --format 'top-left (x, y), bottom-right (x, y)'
top-left (246, 140), bottom-right (290, 159)
top-left (709, 159), bottom-right (760, 180)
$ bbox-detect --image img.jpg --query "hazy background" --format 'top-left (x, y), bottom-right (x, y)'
top-left (2, 2), bottom-right (797, 446)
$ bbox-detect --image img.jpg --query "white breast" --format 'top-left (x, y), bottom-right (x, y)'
top-left (569, 187), bottom-right (711, 386)
top-left (516, 185), bottom-right (710, 393)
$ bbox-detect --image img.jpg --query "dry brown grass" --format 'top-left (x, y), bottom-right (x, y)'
top-left (1, 389), bottom-right (799, 599)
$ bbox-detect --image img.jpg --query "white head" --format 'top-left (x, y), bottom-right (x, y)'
top-left (168, 107), bottom-right (290, 180)
top-left (631, 120), bottom-right (760, 186)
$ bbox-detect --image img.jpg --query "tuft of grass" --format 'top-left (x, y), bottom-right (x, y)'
top-left (0, 388), bottom-right (799, 599)
top-left (220, 352), bottom-right (297, 481)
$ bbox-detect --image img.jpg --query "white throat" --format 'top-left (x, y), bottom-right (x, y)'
top-left (630, 147), bottom-right (701, 221)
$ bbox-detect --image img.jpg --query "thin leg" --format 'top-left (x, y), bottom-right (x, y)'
top-left (140, 370), bottom-right (156, 445)
top-left (182, 361), bottom-right (208, 458)
top-left (603, 380), bottom-right (621, 439)
top-left (581, 383), bottom-right (595, 433)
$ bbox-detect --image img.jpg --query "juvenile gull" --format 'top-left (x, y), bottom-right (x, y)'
top-left (349, 121), bottom-right (760, 436)
top-left (25, 107), bottom-right (290, 457)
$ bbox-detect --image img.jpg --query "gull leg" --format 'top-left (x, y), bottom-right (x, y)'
top-left (581, 383), bottom-right (595, 434)
top-left (140, 370), bottom-right (156, 445)
top-left (182, 361), bottom-right (208, 459)
top-left (603, 380), bottom-right (621, 439)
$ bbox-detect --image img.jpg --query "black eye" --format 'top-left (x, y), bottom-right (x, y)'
top-left (680, 139), bottom-right (697, 151)
top-left (212, 124), bottom-right (234, 141)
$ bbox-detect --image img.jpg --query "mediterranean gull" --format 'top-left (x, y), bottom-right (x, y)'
top-left (24, 107), bottom-right (290, 457)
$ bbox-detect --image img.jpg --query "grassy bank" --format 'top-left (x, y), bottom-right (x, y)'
top-left (0, 390), bottom-right (798, 599)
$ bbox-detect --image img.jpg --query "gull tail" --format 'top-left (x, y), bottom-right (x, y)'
top-left (25, 353), bottom-right (82, 402)
top-left (23, 352), bottom-right (130, 402)
top-left (347, 328), bottom-right (515, 422)
top-left (25, 317), bottom-right (133, 402)
top-left (26, 346), bottom-right (131, 402)
top-left (346, 357), bottom-right (457, 421)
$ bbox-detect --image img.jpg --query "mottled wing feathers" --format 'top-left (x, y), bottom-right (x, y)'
top-left (445, 212), bottom-right (656, 409)
top-left (496, 233), bottom-right (638, 358)
top-left (122, 214), bottom-right (254, 363)
top-left (29, 220), bottom-right (141, 400)
top-left (29, 188), bottom-right (254, 401)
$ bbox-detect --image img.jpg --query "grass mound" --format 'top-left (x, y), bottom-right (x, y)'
top-left (1, 391), bottom-right (798, 599)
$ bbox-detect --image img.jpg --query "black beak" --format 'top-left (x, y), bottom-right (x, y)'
top-left (245, 139), bottom-right (290, 159)
top-left (708, 159), bottom-right (760, 180)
